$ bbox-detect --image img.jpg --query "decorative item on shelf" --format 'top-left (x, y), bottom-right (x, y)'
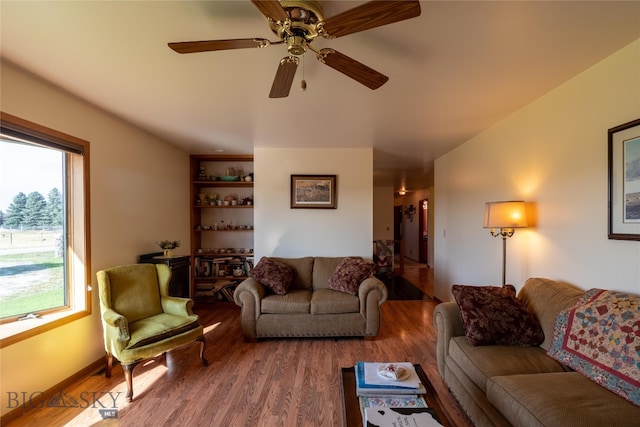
top-left (157, 240), bottom-right (180, 258)
top-left (242, 196), bottom-right (253, 206)
top-left (205, 194), bottom-right (218, 206)
top-left (198, 166), bottom-right (206, 180)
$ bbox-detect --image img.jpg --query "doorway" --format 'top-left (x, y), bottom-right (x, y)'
top-left (393, 205), bottom-right (403, 254)
top-left (419, 199), bottom-right (429, 265)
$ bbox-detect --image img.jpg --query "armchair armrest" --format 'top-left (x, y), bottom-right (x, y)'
top-left (161, 296), bottom-right (195, 317)
top-left (433, 301), bottom-right (466, 378)
top-left (102, 307), bottom-right (130, 343)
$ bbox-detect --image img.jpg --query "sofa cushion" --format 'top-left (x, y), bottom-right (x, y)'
top-left (271, 256), bottom-right (314, 290)
top-left (312, 257), bottom-right (350, 290)
top-left (261, 289), bottom-right (311, 314)
top-left (517, 277), bottom-right (584, 351)
top-left (452, 284), bottom-right (544, 346)
top-left (487, 372), bottom-right (640, 427)
top-left (548, 288), bottom-right (640, 406)
top-left (448, 336), bottom-right (566, 394)
top-left (311, 288), bottom-right (360, 314)
top-left (250, 257), bottom-right (293, 295)
top-left (327, 257), bottom-right (375, 295)
top-left (128, 313), bottom-right (201, 349)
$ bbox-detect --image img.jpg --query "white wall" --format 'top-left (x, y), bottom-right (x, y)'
top-left (434, 39), bottom-right (640, 301)
top-left (373, 185), bottom-right (394, 241)
top-left (254, 148), bottom-right (373, 259)
top-left (0, 61), bottom-right (190, 416)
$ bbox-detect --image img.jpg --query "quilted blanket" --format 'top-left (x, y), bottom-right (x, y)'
top-left (548, 288), bottom-right (640, 406)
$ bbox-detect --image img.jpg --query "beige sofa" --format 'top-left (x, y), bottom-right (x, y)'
top-left (233, 256), bottom-right (388, 341)
top-left (434, 277), bottom-right (640, 427)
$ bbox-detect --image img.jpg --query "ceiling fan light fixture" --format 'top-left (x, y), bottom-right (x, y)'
top-left (287, 35), bottom-right (307, 56)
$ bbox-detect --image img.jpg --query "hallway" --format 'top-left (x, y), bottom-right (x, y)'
top-left (395, 256), bottom-right (435, 299)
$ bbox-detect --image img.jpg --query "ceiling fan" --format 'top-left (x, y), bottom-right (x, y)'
top-left (168, 0), bottom-right (421, 98)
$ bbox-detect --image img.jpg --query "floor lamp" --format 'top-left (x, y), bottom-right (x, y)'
top-left (483, 201), bottom-right (528, 286)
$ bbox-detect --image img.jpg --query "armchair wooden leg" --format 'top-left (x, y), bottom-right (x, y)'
top-left (197, 336), bottom-right (208, 366)
top-left (105, 353), bottom-right (113, 378)
top-left (123, 361), bottom-right (140, 403)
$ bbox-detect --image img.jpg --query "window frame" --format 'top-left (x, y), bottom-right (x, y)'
top-left (0, 112), bottom-right (91, 347)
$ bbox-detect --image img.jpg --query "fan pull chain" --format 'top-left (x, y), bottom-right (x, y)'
top-left (301, 56), bottom-right (307, 91)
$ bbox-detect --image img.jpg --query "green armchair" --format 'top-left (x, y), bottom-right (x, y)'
top-left (97, 263), bottom-right (207, 402)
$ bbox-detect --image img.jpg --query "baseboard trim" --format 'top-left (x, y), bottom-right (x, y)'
top-left (1, 357), bottom-right (105, 425)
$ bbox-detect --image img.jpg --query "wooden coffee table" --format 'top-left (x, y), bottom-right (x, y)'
top-left (339, 364), bottom-right (453, 427)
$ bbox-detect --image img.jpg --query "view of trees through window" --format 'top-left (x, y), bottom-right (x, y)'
top-left (0, 140), bottom-right (66, 319)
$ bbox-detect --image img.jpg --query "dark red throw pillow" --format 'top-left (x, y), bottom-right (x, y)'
top-left (451, 284), bottom-right (544, 346)
top-left (250, 257), bottom-right (293, 295)
top-left (327, 257), bottom-right (375, 295)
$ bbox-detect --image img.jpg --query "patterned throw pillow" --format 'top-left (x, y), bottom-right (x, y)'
top-left (327, 257), bottom-right (375, 295)
top-left (451, 284), bottom-right (544, 346)
top-left (548, 289), bottom-right (640, 406)
top-left (249, 257), bottom-right (293, 295)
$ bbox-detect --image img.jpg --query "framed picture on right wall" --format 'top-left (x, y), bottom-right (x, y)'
top-left (608, 118), bottom-right (640, 240)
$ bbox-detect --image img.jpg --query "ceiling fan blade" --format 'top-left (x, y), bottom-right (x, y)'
top-left (168, 38), bottom-right (272, 54)
top-left (317, 49), bottom-right (388, 90)
top-left (320, 0), bottom-right (421, 39)
top-left (269, 56), bottom-right (299, 98)
top-left (251, 0), bottom-right (289, 23)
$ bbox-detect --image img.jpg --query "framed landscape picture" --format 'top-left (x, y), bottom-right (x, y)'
top-left (291, 175), bottom-right (337, 209)
top-left (608, 118), bottom-right (640, 240)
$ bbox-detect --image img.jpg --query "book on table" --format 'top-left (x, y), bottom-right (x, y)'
top-left (364, 406), bottom-right (443, 427)
top-left (355, 362), bottom-right (426, 396)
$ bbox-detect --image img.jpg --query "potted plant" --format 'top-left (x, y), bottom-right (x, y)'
top-left (157, 240), bottom-right (180, 258)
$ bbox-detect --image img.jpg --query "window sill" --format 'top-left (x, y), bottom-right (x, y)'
top-left (0, 309), bottom-right (90, 348)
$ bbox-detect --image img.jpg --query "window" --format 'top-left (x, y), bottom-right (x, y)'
top-left (0, 112), bottom-right (91, 346)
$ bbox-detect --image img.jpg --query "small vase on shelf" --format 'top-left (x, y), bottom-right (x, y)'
top-left (164, 249), bottom-right (173, 258)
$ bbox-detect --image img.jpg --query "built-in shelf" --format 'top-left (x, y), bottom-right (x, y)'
top-left (190, 154), bottom-right (254, 303)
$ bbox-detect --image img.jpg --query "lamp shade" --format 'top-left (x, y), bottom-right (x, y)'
top-left (483, 201), bottom-right (528, 228)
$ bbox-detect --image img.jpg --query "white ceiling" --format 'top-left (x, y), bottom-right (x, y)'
top-left (2, 1), bottom-right (639, 191)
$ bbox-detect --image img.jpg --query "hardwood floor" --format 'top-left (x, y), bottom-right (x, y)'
top-left (399, 257), bottom-right (435, 297)
top-left (7, 263), bottom-right (472, 427)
